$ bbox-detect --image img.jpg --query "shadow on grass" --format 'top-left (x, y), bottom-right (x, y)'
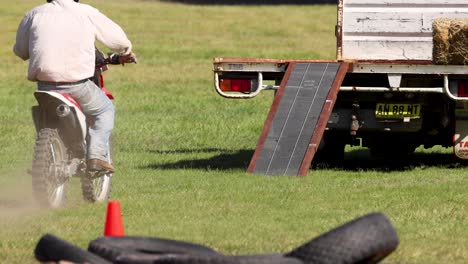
top-left (145, 149), bottom-right (254, 170)
top-left (160, 0), bottom-right (336, 5)
top-left (143, 147), bottom-right (465, 172)
top-left (150, 148), bottom-right (231, 155)
top-left (315, 148), bottom-right (467, 172)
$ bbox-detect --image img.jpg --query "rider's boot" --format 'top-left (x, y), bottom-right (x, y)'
top-left (87, 159), bottom-right (114, 174)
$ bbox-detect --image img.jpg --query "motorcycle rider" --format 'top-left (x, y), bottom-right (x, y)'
top-left (13, 0), bottom-right (136, 173)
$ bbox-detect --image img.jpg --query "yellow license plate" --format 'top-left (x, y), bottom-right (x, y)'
top-left (375, 103), bottom-right (421, 119)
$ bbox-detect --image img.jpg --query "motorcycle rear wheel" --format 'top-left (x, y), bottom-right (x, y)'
top-left (32, 128), bottom-right (69, 208)
top-left (81, 140), bottom-right (112, 202)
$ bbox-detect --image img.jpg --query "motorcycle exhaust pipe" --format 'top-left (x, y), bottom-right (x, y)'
top-left (55, 103), bottom-right (83, 155)
top-left (56, 104), bottom-right (71, 117)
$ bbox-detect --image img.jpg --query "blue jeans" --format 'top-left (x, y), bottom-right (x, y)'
top-left (38, 79), bottom-right (114, 162)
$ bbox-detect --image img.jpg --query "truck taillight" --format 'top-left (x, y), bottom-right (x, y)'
top-left (219, 79), bottom-right (252, 93)
top-left (458, 80), bottom-right (468, 97)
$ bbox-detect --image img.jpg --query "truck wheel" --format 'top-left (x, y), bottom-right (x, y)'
top-left (313, 137), bottom-right (346, 168)
top-left (315, 143), bottom-right (345, 161)
top-left (369, 145), bottom-right (416, 158)
top-left (31, 128), bottom-right (69, 208)
top-left (285, 212), bottom-right (399, 264)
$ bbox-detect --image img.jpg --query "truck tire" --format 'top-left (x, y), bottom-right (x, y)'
top-left (369, 145), bottom-right (416, 158)
top-left (368, 137), bottom-right (417, 158)
top-left (313, 134), bottom-right (346, 168)
top-left (313, 143), bottom-right (345, 168)
top-left (34, 233), bottom-right (111, 264)
top-left (88, 236), bottom-right (221, 262)
top-left (285, 212), bottom-right (399, 264)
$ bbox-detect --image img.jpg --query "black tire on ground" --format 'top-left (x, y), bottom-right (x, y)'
top-left (313, 142), bottom-right (346, 168)
top-left (31, 128), bottom-right (69, 208)
top-left (81, 138), bottom-right (112, 202)
top-left (88, 236), bottom-right (221, 262)
top-left (313, 133), bottom-right (347, 168)
top-left (368, 137), bottom-right (417, 159)
top-left (369, 145), bottom-right (416, 158)
top-left (285, 212), bottom-right (399, 264)
top-left (114, 254), bottom-right (303, 264)
top-left (34, 233), bottom-right (111, 264)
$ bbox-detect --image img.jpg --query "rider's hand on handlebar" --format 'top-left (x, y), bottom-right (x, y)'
top-left (119, 51), bottom-right (137, 65)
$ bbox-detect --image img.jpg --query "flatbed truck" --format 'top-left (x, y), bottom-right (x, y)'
top-left (213, 0), bottom-right (468, 175)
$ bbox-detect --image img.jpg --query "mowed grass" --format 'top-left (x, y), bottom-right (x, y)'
top-left (0, 0), bottom-right (467, 263)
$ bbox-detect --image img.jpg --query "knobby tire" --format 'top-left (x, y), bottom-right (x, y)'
top-left (31, 128), bottom-right (68, 208)
top-left (81, 138), bottom-right (113, 202)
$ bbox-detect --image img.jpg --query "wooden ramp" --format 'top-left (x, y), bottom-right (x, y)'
top-left (247, 62), bottom-right (349, 176)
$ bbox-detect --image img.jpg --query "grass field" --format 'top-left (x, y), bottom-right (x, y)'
top-left (0, 0), bottom-right (467, 263)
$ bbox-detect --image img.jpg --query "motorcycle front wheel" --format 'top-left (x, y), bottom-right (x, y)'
top-left (32, 128), bottom-right (69, 208)
top-left (81, 140), bottom-right (112, 202)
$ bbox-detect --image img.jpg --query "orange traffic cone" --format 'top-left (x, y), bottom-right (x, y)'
top-left (103, 200), bottom-right (125, 236)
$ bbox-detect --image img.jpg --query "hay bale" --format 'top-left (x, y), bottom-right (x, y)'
top-left (433, 19), bottom-right (452, 64)
top-left (448, 20), bottom-right (468, 65)
top-left (433, 18), bottom-right (468, 65)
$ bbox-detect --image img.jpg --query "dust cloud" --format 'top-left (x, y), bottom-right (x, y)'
top-left (0, 169), bottom-right (40, 224)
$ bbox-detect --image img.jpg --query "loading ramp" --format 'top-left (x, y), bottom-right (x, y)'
top-left (247, 62), bottom-right (349, 176)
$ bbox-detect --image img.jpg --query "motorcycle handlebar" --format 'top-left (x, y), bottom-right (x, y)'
top-left (104, 53), bottom-right (138, 66)
top-left (96, 54), bottom-right (138, 69)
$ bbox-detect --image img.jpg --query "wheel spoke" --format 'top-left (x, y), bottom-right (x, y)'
top-left (50, 143), bottom-right (56, 162)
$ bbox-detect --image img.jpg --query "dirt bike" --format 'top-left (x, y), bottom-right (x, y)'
top-left (30, 50), bottom-right (135, 208)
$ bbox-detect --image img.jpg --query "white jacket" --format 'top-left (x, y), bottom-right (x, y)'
top-left (13, 0), bottom-right (132, 82)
